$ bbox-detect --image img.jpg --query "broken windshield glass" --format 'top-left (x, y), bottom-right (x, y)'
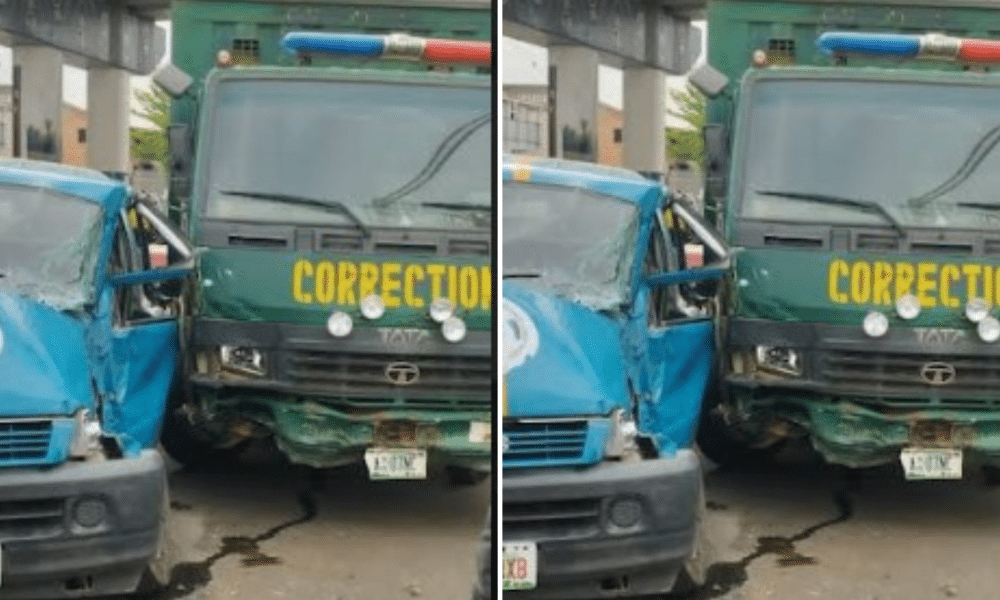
top-left (0, 185), bottom-right (103, 310)
top-left (503, 182), bottom-right (638, 310)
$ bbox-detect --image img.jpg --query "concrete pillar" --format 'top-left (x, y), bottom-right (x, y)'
top-left (87, 67), bottom-right (131, 174)
top-left (13, 46), bottom-right (63, 162)
top-left (549, 46), bottom-right (599, 162)
top-left (622, 67), bottom-right (666, 178)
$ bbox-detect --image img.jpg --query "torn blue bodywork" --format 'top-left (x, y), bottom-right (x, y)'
top-left (502, 157), bottom-right (719, 467)
top-left (0, 160), bottom-right (185, 463)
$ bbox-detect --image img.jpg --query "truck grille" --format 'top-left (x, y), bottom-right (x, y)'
top-left (0, 498), bottom-right (66, 541)
top-left (284, 350), bottom-right (491, 410)
top-left (503, 421), bottom-right (588, 465)
top-left (0, 421), bottom-right (52, 464)
top-left (822, 349), bottom-right (1000, 405)
top-left (503, 498), bottom-right (602, 540)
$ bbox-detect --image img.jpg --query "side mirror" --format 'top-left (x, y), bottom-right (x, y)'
top-left (168, 124), bottom-right (193, 217)
top-left (688, 62), bottom-right (729, 98)
top-left (153, 63), bottom-right (194, 98)
top-left (703, 123), bottom-right (729, 228)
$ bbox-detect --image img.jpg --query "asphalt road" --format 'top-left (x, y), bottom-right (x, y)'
top-left (655, 441), bottom-right (1000, 600)
top-left (134, 443), bottom-right (491, 600)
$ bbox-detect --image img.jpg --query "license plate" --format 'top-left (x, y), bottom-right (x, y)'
top-left (502, 542), bottom-right (537, 591)
top-left (364, 448), bottom-right (427, 480)
top-left (900, 447), bottom-right (962, 480)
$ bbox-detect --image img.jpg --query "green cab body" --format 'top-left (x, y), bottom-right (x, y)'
top-left (164, 1), bottom-right (493, 480)
top-left (703, 0), bottom-right (1000, 477)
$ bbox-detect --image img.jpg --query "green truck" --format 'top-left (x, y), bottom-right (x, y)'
top-left (156, 1), bottom-right (493, 483)
top-left (697, 0), bottom-right (1000, 479)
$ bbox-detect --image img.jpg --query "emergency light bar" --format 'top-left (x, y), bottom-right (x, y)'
top-left (817, 31), bottom-right (1000, 63)
top-left (280, 32), bottom-right (491, 65)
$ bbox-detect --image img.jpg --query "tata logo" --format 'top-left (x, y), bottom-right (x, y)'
top-left (920, 362), bottom-right (957, 386)
top-left (385, 362), bottom-right (420, 386)
top-left (378, 328), bottom-right (431, 349)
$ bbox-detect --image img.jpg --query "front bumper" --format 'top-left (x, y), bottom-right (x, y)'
top-left (188, 318), bottom-right (492, 470)
top-left (503, 450), bottom-right (700, 599)
top-left (0, 449), bottom-right (164, 599)
top-left (727, 317), bottom-right (1000, 468)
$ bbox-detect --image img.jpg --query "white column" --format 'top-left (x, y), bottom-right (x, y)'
top-left (622, 67), bottom-right (666, 177)
top-left (549, 46), bottom-right (599, 162)
top-left (13, 46), bottom-right (63, 162)
top-left (87, 67), bottom-right (131, 174)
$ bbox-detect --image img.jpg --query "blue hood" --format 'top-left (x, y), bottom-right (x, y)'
top-left (503, 282), bottom-right (629, 418)
top-left (0, 291), bottom-right (93, 417)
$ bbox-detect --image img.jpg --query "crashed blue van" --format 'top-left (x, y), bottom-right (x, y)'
top-left (501, 156), bottom-right (730, 598)
top-left (0, 159), bottom-right (193, 598)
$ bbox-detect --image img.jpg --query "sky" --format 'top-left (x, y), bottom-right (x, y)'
top-left (502, 21), bottom-right (707, 128)
top-left (0, 20), bottom-right (171, 129)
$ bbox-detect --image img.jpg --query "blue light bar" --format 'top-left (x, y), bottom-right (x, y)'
top-left (816, 32), bottom-right (920, 58)
top-left (280, 33), bottom-right (385, 59)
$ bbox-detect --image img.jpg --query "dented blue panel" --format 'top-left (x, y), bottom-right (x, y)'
top-left (503, 282), bottom-right (629, 419)
top-left (108, 320), bottom-right (180, 451)
top-left (0, 292), bottom-right (94, 417)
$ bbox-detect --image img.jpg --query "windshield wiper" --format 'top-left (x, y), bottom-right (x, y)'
top-left (908, 123), bottom-right (1000, 208)
top-left (219, 190), bottom-right (370, 237)
top-left (956, 201), bottom-right (1000, 211)
top-left (421, 202), bottom-right (491, 211)
top-left (372, 113), bottom-right (490, 209)
top-left (503, 269), bottom-right (543, 279)
top-left (756, 190), bottom-right (905, 236)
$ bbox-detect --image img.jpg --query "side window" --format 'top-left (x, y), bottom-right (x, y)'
top-left (645, 217), bottom-right (678, 327)
top-left (113, 197), bottom-right (194, 325)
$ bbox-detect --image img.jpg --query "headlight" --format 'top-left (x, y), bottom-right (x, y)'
top-left (360, 293), bottom-right (386, 320)
top-left (429, 297), bottom-right (456, 323)
top-left (441, 316), bottom-right (467, 343)
top-left (327, 311), bottom-right (353, 338)
top-left (755, 346), bottom-right (801, 376)
top-left (896, 293), bottom-right (921, 320)
top-left (503, 299), bottom-right (539, 373)
top-left (978, 316), bottom-right (1000, 343)
top-left (862, 311), bottom-right (889, 338)
top-left (605, 409), bottom-right (638, 459)
top-left (219, 346), bottom-right (265, 377)
top-left (69, 410), bottom-right (103, 459)
top-left (966, 297), bottom-right (991, 323)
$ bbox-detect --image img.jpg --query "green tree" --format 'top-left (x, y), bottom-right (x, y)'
top-left (130, 85), bottom-right (171, 169)
top-left (665, 83), bottom-right (706, 167)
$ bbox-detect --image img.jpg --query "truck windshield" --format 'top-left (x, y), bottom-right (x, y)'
top-left (503, 181), bottom-right (637, 310)
top-left (741, 78), bottom-right (1000, 230)
top-left (0, 185), bottom-right (102, 309)
top-left (203, 79), bottom-right (490, 230)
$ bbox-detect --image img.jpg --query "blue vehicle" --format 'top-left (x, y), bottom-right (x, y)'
top-left (0, 159), bottom-right (193, 598)
top-left (501, 156), bottom-right (730, 598)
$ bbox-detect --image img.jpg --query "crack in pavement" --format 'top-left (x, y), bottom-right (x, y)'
top-left (679, 487), bottom-right (854, 600)
top-left (156, 476), bottom-right (320, 599)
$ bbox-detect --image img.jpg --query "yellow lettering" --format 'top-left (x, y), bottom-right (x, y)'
top-left (828, 259), bottom-right (849, 304)
top-left (337, 262), bottom-right (358, 305)
top-left (459, 266), bottom-right (479, 309)
top-left (292, 259), bottom-right (313, 304)
top-left (315, 260), bottom-right (335, 304)
top-left (963, 264), bottom-right (983, 300)
top-left (480, 266), bottom-right (491, 310)
top-left (381, 263), bottom-right (402, 308)
top-left (895, 262), bottom-right (915, 299)
top-left (916, 262), bottom-right (937, 308)
top-left (359, 262), bottom-right (379, 298)
top-left (427, 264), bottom-right (447, 300)
top-left (985, 266), bottom-right (994, 307)
top-left (447, 265), bottom-right (459, 303)
top-left (850, 261), bottom-right (872, 304)
top-left (872, 261), bottom-right (893, 305)
top-left (404, 265), bottom-right (425, 308)
top-left (940, 264), bottom-right (961, 308)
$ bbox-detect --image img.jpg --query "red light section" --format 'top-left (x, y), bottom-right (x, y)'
top-left (957, 39), bottom-right (1000, 63)
top-left (422, 39), bottom-right (492, 65)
